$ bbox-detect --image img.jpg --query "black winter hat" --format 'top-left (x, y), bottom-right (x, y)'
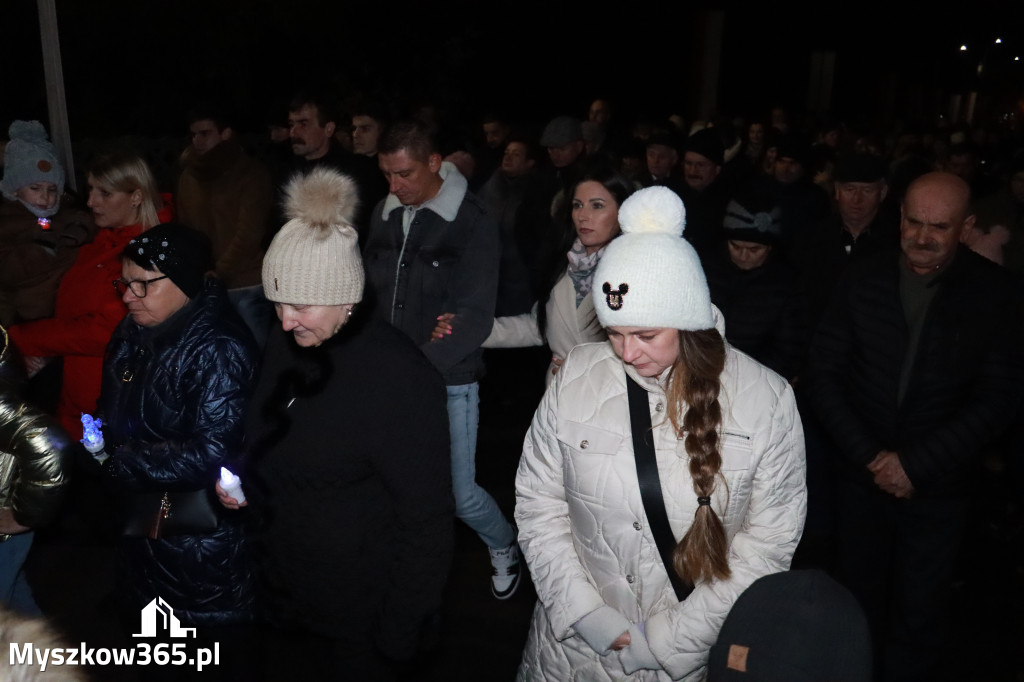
top-left (686, 128), bottom-right (725, 166)
top-left (123, 222), bottom-right (213, 299)
top-left (707, 570), bottom-right (872, 682)
top-left (834, 154), bottom-right (887, 183)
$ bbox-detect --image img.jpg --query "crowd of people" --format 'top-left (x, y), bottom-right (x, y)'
top-left (0, 91), bottom-right (1022, 681)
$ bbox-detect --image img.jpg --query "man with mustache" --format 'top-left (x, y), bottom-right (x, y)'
top-left (805, 171), bottom-right (1024, 681)
top-left (271, 93), bottom-right (384, 242)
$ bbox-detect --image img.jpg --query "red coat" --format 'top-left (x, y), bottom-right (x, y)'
top-left (8, 200), bottom-right (173, 437)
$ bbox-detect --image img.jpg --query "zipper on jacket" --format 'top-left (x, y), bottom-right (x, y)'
top-left (720, 430), bottom-right (751, 441)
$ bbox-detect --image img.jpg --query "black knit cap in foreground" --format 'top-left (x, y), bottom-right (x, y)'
top-left (707, 569), bottom-right (872, 682)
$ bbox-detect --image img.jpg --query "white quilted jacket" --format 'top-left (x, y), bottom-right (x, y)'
top-left (515, 328), bottom-right (806, 681)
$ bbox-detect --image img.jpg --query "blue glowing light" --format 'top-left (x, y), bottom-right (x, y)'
top-left (80, 413), bottom-right (103, 446)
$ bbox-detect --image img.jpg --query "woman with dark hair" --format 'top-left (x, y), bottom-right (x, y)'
top-left (515, 186), bottom-right (807, 681)
top-left (434, 166), bottom-right (635, 383)
top-left (8, 152), bottom-right (171, 436)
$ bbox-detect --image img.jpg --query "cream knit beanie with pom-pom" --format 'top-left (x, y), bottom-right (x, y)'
top-left (594, 185), bottom-right (714, 330)
top-left (263, 167), bottom-right (364, 305)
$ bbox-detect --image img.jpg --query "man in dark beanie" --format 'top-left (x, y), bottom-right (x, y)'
top-left (763, 134), bottom-right (831, 250)
top-left (642, 130), bottom-right (683, 193)
top-left (679, 127), bottom-right (731, 256)
top-left (792, 153), bottom-right (899, 328)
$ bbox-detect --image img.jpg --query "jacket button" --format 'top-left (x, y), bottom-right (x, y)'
top-left (432, 260), bottom-right (440, 267)
top-left (633, 521), bottom-right (641, 531)
top-left (579, 440), bottom-right (589, 449)
top-left (400, 261), bottom-right (408, 268)
top-left (626, 574), bottom-right (635, 584)
top-left (394, 303), bottom-right (404, 310)
top-left (655, 402), bottom-right (664, 412)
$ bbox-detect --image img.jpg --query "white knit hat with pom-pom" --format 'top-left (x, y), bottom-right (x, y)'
top-left (263, 167), bottom-right (364, 305)
top-left (594, 185), bottom-right (714, 330)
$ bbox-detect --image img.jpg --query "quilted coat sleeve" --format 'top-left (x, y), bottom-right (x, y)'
top-left (104, 335), bottom-right (255, 491)
top-left (645, 381), bottom-right (807, 681)
top-left (0, 329), bottom-right (73, 527)
top-left (515, 370), bottom-right (611, 641)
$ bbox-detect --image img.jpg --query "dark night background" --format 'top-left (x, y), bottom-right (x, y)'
top-left (5, 1), bottom-right (1024, 139)
top-left (6, 5), bottom-right (1024, 681)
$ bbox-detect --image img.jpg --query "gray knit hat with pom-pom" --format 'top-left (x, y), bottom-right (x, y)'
top-left (0, 121), bottom-right (65, 217)
top-left (263, 167), bottom-right (364, 305)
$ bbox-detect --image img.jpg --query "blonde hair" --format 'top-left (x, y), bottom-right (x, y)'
top-left (88, 153), bottom-right (161, 228)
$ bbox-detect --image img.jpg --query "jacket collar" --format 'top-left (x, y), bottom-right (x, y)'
top-left (381, 161), bottom-right (467, 221)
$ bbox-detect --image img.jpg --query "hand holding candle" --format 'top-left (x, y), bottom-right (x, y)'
top-left (80, 413), bottom-right (108, 464)
top-left (219, 467), bottom-right (246, 505)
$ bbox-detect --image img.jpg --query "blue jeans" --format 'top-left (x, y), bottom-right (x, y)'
top-left (447, 383), bottom-right (516, 550)
top-left (0, 532), bottom-right (41, 616)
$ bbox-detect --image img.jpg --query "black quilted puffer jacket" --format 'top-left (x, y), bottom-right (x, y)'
top-left (98, 277), bottom-right (259, 627)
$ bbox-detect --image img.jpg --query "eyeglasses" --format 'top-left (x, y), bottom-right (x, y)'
top-left (113, 275), bottom-right (168, 298)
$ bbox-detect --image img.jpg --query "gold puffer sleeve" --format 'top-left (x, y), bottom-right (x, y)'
top-left (0, 326), bottom-right (72, 528)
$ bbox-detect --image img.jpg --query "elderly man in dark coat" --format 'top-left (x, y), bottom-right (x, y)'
top-left (805, 172), bottom-right (1024, 682)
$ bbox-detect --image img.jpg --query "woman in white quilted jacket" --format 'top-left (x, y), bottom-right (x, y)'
top-left (515, 186), bottom-right (807, 682)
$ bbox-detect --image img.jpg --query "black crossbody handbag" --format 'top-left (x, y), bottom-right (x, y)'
top-left (123, 489), bottom-right (220, 539)
top-left (625, 375), bottom-right (694, 602)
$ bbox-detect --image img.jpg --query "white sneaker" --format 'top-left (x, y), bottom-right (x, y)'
top-left (489, 543), bottom-right (521, 600)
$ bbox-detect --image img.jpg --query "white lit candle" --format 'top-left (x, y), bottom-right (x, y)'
top-left (219, 467), bottom-right (246, 504)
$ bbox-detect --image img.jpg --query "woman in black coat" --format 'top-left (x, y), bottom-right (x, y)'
top-left (97, 223), bottom-right (258, 677)
top-left (217, 168), bottom-right (454, 681)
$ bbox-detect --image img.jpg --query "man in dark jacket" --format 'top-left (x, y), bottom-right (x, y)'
top-left (805, 172), bottom-right (1024, 682)
top-left (176, 103), bottom-right (273, 288)
top-left (269, 93), bottom-right (385, 242)
top-left (791, 154), bottom-right (899, 328)
top-left (363, 120), bottom-right (520, 600)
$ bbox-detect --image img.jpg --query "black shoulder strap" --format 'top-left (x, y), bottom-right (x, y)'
top-left (625, 374), bottom-right (694, 602)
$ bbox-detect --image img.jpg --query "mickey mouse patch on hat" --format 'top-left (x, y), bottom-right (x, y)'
top-left (602, 282), bottom-right (629, 310)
